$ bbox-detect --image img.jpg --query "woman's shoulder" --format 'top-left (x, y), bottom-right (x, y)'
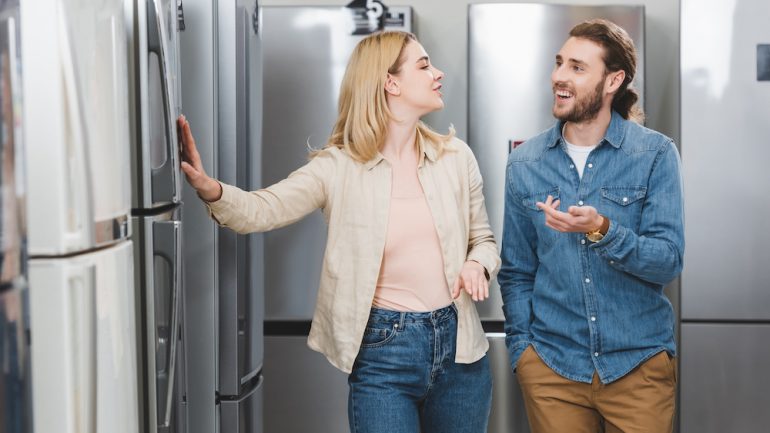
top-left (439, 136), bottom-right (477, 163)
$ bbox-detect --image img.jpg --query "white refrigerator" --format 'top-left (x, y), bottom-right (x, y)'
top-left (21, 0), bottom-right (139, 433)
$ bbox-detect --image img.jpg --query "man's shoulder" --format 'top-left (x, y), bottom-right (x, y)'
top-left (508, 126), bottom-right (558, 163)
top-left (621, 121), bottom-right (675, 154)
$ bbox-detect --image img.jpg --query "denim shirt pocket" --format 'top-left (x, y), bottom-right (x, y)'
top-left (600, 186), bottom-right (647, 230)
top-left (521, 186), bottom-right (561, 250)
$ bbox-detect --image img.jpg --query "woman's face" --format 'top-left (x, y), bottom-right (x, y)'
top-left (388, 41), bottom-right (445, 116)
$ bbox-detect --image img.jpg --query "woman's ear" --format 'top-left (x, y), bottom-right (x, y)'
top-left (385, 74), bottom-right (400, 96)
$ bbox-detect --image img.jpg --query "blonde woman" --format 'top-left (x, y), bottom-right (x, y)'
top-left (179, 31), bottom-right (500, 433)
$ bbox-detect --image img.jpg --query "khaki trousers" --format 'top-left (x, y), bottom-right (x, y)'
top-left (516, 346), bottom-right (677, 433)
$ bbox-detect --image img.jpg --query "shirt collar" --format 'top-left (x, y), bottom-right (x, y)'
top-left (363, 135), bottom-right (438, 170)
top-left (548, 110), bottom-right (627, 149)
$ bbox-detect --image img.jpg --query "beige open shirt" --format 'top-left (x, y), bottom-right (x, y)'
top-left (205, 136), bottom-right (501, 373)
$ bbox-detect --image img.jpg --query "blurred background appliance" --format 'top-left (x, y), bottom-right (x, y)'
top-left (680, 0), bottom-right (770, 431)
top-left (0, 1), bottom-right (30, 432)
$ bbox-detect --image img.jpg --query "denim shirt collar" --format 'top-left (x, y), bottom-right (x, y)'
top-left (547, 110), bottom-right (627, 149)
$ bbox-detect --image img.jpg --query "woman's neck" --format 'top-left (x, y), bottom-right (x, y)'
top-left (382, 117), bottom-right (420, 162)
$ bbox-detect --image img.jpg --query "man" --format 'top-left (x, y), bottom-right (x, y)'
top-left (498, 19), bottom-right (683, 433)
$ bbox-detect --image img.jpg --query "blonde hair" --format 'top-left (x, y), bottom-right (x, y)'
top-left (323, 31), bottom-right (454, 163)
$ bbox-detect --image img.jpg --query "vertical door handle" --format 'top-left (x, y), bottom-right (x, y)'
top-left (153, 219), bottom-right (181, 428)
top-left (67, 264), bottom-right (97, 433)
top-left (147, 0), bottom-right (181, 204)
top-left (56, 0), bottom-right (95, 248)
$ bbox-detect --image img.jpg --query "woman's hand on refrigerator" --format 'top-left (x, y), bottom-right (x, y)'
top-left (178, 115), bottom-right (222, 202)
top-left (452, 260), bottom-right (489, 302)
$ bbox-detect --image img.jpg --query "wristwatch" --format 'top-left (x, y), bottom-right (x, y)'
top-left (586, 215), bottom-right (610, 243)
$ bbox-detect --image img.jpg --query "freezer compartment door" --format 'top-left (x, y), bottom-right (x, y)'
top-left (220, 375), bottom-right (262, 433)
top-left (29, 240), bottom-right (139, 433)
top-left (128, 0), bottom-right (182, 210)
top-left (680, 323), bottom-right (770, 433)
top-left (467, 4), bottom-right (644, 320)
top-left (133, 211), bottom-right (183, 433)
top-left (22, 0), bottom-right (131, 256)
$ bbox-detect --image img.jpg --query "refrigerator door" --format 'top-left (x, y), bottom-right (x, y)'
top-left (680, 324), bottom-right (770, 433)
top-left (467, 4), bottom-right (645, 320)
top-left (29, 240), bottom-right (139, 433)
top-left (22, 0), bottom-right (131, 256)
top-left (132, 210), bottom-right (183, 433)
top-left (680, 0), bottom-right (770, 321)
top-left (217, 1), bottom-right (263, 398)
top-left (219, 375), bottom-right (262, 433)
top-left (260, 5), bottom-right (411, 320)
top-left (128, 0), bottom-right (183, 211)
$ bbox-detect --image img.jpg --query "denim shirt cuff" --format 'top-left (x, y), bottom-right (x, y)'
top-left (590, 218), bottom-right (623, 255)
top-left (506, 336), bottom-right (532, 369)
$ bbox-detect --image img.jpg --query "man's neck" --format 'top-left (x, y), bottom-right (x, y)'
top-left (563, 108), bottom-right (612, 147)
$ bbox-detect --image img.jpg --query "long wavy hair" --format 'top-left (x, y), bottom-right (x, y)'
top-left (323, 31), bottom-right (454, 162)
top-left (570, 19), bottom-right (645, 123)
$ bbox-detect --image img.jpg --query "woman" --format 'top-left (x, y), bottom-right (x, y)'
top-left (179, 31), bottom-right (500, 433)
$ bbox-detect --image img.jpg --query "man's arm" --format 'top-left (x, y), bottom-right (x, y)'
top-left (498, 162), bottom-right (538, 368)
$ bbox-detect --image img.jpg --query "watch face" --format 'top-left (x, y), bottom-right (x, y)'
top-left (586, 232), bottom-right (604, 243)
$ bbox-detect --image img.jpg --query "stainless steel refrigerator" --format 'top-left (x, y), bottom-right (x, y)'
top-left (125, 0), bottom-right (186, 432)
top-left (468, 4), bottom-right (644, 432)
top-left (180, 0), bottom-right (264, 432)
top-left (680, 0), bottom-right (770, 431)
top-left (0, 1), bottom-right (29, 432)
top-left (21, 0), bottom-right (140, 432)
top-left (259, 6), bottom-right (412, 432)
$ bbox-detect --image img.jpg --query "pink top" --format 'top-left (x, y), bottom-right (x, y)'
top-left (373, 153), bottom-right (452, 312)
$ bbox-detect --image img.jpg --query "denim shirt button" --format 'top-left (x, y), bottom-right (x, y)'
top-left (590, 316), bottom-right (596, 321)
top-left (578, 200), bottom-right (584, 206)
top-left (594, 352), bottom-right (599, 357)
top-left (609, 260), bottom-right (615, 265)
top-left (585, 278), bottom-right (591, 283)
top-left (581, 239), bottom-right (586, 245)
top-left (569, 164), bottom-right (575, 169)
top-left (588, 163), bottom-right (594, 169)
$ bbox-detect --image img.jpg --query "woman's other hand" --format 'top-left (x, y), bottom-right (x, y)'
top-left (178, 114), bottom-right (222, 202)
top-left (452, 260), bottom-right (489, 302)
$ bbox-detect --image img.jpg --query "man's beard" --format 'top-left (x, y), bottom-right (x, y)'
top-left (553, 78), bottom-right (605, 123)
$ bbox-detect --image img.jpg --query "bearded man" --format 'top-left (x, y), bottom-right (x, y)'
top-left (498, 19), bottom-right (684, 433)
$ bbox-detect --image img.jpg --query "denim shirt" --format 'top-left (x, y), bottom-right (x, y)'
top-left (498, 111), bottom-right (684, 384)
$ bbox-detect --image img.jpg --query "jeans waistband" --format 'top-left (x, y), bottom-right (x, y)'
top-left (367, 303), bottom-right (457, 325)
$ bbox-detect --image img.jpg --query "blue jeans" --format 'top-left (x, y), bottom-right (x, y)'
top-left (348, 305), bottom-right (492, 433)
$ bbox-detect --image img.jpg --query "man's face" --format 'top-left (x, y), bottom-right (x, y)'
top-left (551, 37), bottom-right (609, 123)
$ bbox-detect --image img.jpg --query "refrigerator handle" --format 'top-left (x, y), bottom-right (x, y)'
top-left (67, 264), bottom-right (98, 433)
top-left (56, 0), bottom-right (96, 248)
top-left (147, 0), bottom-right (182, 204)
top-left (154, 220), bottom-right (182, 428)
